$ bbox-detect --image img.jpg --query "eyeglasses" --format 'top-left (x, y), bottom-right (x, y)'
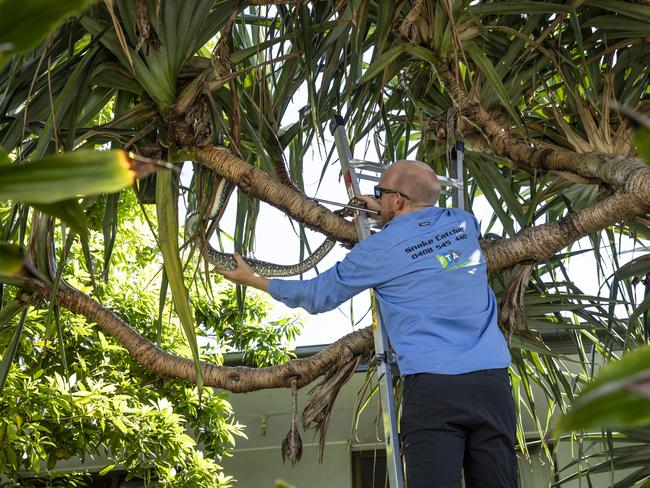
top-left (374, 185), bottom-right (411, 200)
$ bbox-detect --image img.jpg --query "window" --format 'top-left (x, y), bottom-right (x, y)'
top-left (352, 449), bottom-right (388, 488)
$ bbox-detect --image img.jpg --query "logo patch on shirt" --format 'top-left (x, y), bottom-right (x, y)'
top-left (437, 250), bottom-right (462, 268)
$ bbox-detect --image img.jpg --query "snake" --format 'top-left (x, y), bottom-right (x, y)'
top-left (185, 179), bottom-right (367, 277)
top-left (186, 214), bottom-right (337, 277)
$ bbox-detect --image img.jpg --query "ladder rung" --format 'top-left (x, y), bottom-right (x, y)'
top-left (351, 170), bottom-right (462, 189)
top-left (362, 220), bottom-right (383, 231)
top-left (356, 174), bottom-right (381, 182)
top-left (348, 159), bottom-right (462, 190)
top-left (349, 160), bottom-right (388, 172)
top-left (437, 176), bottom-right (463, 190)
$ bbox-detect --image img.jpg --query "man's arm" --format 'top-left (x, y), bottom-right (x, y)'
top-left (217, 253), bottom-right (269, 292)
top-left (217, 241), bottom-right (389, 315)
top-left (217, 194), bottom-right (385, 313)
top-left (217, 250), bottom-right (372, 314)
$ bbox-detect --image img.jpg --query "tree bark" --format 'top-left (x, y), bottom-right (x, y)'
top-left (47, 282), bottom-right (373, 392)
top-left (191, 143), bottom-right (650, 275)
top-left (193, 145), bottom-right (358, 244)
top-left (36, 178), bottom-right (649, 393)
top-left (436, 63), bottom-right (650, 193)
top-left (483, 189), bottom-right (650, 272)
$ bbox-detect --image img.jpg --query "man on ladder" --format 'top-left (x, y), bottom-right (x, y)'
top-left (216, 154), bottom-right (517, 487)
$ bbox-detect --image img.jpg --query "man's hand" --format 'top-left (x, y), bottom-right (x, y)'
top-left (216, 253), bottom-right (269, 292)
top-left (355, 194), bottom-right (380, 213)
top-left (355, 194), bottom-right (381, 222)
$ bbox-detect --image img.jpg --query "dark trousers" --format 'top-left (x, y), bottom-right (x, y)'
top-left (401, 369), bottom-right (518, 488)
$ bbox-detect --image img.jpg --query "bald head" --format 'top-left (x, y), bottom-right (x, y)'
top-left (382, 160), bottom-right (441, 206)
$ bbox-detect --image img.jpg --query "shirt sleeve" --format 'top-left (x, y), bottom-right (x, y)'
top-left (267, 241), bottom-right (389, 314)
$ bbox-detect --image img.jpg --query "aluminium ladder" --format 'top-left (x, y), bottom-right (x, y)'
top-left (330, 115), bottom-right (464, 488)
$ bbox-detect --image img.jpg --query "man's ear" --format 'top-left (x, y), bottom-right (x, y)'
top-left (397, 194), bottom-right (408, 211)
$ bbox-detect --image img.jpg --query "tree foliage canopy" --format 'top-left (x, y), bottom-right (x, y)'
top-left (0, 0), bottom-right (649, 484)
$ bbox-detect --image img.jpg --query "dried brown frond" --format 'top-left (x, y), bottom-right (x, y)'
top-left (498, 262), bottom-right (534, 341)
top-left (302, 350), bottom-right (365, 462)
top-left (399, 0), bottom-right (431, 45)
top-left (281, 378), bottom-right (303, 465)
top-left (104, 0), bottom-right (134, 70)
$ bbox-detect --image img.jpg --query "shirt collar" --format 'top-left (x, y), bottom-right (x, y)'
top-left (383, 206), bottom-right (442, 228)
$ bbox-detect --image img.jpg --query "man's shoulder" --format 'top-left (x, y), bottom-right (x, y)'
top-left (447, 206), bottom-right (477, 221)
top-left (444, 207), bottom-right (480, 233)
top-left (395, 206), bottom-right (478, 233)
top-left (357, 208), bottom-right (479, 254)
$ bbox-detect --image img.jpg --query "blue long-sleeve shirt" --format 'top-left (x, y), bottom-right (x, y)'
top-left (268, 206), bottom-right (511, 375)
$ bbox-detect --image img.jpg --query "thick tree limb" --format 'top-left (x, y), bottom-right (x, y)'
top-left (421, 110), bottom-right (569, 158)
top-left (190, 144), bottom-right (649, 274)
top-left (35, 179), bottom-right (648, 392)
top-left (46, 282), bottom-right (372, 392)
top-left (193, 145), bottom-right (358, 244)
top-left (436, 63), bottom-right (650, 192)
top-left (420, 114), bottom-right (495, 155)
top-left (484, 188), bottom-right (650, 272)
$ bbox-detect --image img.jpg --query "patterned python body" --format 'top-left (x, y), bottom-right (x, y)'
top-left (185, 196), bottom-right (365, 277)
top-left (186, 214), bottom-right (335, 277)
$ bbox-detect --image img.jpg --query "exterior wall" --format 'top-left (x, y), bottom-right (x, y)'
top-left (518, 453), bottom-right (554, 488)
top-left (221, 438), bottom-right (639, 488)
top-left (220, 381), bottom-right (360, 487)
top-left (223, 443), bottom-right (351, 488)
top-left (220, 368), bottom-right (400, 487)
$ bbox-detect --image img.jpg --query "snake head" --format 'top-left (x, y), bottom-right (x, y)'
top-left (184, 212), bottom-right (200, 242)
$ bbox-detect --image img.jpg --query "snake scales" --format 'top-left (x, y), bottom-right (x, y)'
top-left (185, 189), bottom-right (367, 277)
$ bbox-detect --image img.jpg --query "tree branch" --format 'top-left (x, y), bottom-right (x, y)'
top-left (193, 145), bottom-right (358, 244)
top-left (436, 63), bottom-right (650, 193)
top-left (33, 178), bottom-right (646, 393)
top-left (46, 282), bottom-right (372, 392)
top-left (191, 143), bottom-right (650, 274)
top-left (484, 188), bottom-right (650, 272)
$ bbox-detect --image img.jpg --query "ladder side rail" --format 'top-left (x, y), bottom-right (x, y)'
top-left (454, 140), bottom-right (465, 210)
top-left (332, 117), bottom-right (368, 240)
top-left (331, 116), bottom-right (405, 488)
